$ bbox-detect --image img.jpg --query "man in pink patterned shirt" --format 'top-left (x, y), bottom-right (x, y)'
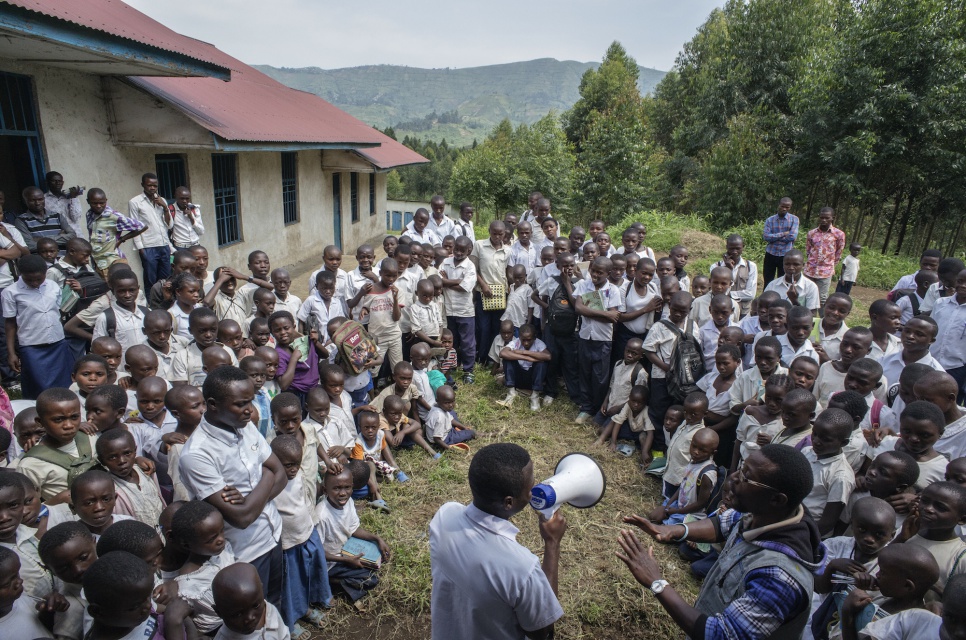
top-left (804, 207), bottom-right (846, 310)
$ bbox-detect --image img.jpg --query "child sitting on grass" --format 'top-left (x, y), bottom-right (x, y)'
top-left (488, 320), bottom-right (515, 384)
top-left (425, 385), bottom-right (476, 457)
top-left (648, 427), bottom-right (719, 526)
top-left (595, 385), bottom-right (654, 464)
top-left (663, 392), bottom-right (708, 500)
top-left (802, 408), bottom-right (857, 537)
top-left (437, 328), bottom-right (459, 387)
top-left (270, 435), bottom-right (331, 635)
top-left (380, 394), bottom-right (435, 458)
top-left (352, 410), bottom-right (406, 512)
top-left (315, 467), bottom-right (389, 608)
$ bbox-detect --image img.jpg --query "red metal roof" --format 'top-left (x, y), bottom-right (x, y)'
top-left (7, 0), bottom-right (231, 72)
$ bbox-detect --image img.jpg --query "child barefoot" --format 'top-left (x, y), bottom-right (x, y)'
top-left (596, 385), bottom-right (654, 466)
top-left (425, 386), bottom-right (476, 456)
top-left (648, 428), bottom-right (719, 525)
top-left (380, 394), bottom-right (434, 458)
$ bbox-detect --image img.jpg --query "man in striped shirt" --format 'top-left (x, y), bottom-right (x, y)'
top-left (14, 186), bottom-right (75, 253)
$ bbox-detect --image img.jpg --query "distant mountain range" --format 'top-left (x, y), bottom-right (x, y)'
top-left (255, 58), bottom-right (666, 146)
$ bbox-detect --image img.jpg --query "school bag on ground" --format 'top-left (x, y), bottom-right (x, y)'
top-left (661, 318), bottom-right (707, 402)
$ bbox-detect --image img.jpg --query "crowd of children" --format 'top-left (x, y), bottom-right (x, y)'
top-left (3, 186), bottom-right (966, 639)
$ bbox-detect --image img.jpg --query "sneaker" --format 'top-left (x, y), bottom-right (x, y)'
top-left (497, 388), bottom-right (518, 408)
top-left (530, 395), bottom-right (542, 412)
top-left (575, 412), bottom-right (593, 424)
top-left (542, 395), bottom-right (555, 407)
top-left (464, 373), bottom-right (475, 384)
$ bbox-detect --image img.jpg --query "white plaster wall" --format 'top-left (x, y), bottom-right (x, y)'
top-left (0, 61), bottom-right (389, 281)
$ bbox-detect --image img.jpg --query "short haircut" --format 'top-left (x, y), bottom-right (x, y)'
top-left (270, 433), bottom-right (303, 460)
top-left (826, 292), bottom-right (853, 308)
top-left (108, 269), bottom-right (138, 288)
top-left (393, 361), bottom-right (414, 376)
top-left (94, 427), bottom-right (135, 457)
top-left (202, 364), bottom-right (249, 401)
top-left (18, 254), bottom-right (47, 275)
top-left (849, 357), bottom-right (883, 381)
top-left (0, 546), bottom-right (15, 569)
top-left (784, 387), bottom-right (817, 413)
top-left (924, 481), bottom-right (966, 514)
top-left (716, 344), bottom-right (742, 363)
top-left (787, 306), bottom-right (813, 323)
top-left (922, 248), bottom-right (943, 260)
top-left (758, 445), bottom-right (814, 507)
top-left (316, 270), bottom-right (336, 286)
top-left (755, 335), bottom-right (781, 355)
top-left (827, 390), bottom-right (868, 423)
top-left (269, 393), bottom-right (301, 418)
top-left (944, 573), bottom-right (966, 610)
top-left (901, 400), bottom-right (947, 434)
top-left (69, 469), bottom-right (114, 502)
top-left (38, 521), bottom-right (94, 565)
top-left (267, 310), bottom-right (295, 327)
top-left (170, 271), bottom-right (201, 293)
top-left (95, 519), bottom-right (159, 558)
top-left (684, 391), bottom-right (708, 409)
top-left (36, 387), bottom-right (81, 416)
top-left (83, 551), bottom-right (152, 606)
top-left (816, 408), bottom-right (855, 440)
top-left (876, 450), bottom-right (920, 488)
top-left (899, 363), bottom-right (937, 387)
top-left (171, 249), bottom-right (195, 266)
top-left (89, 384), bottom-right (127, 411)
top-left (771, 299), bottom-right (793, 312)
top-left (187, 306), bottom-right (216, 327)
top-left (357, 409), bottom-right (379, 425)
top-left (790, 356), bottom-right (819, 372)
top-left (869, 298), bottom-right (899, 317)
top-left (170, 499), bottom-right (219, 545)
top-left (73, 353), bottom-right (108, 375)
top-left (938, 258), bottom-right (966, 279)
top-left (468, 443), bottom-right (532, 507)
top-left (0, 472), bottom-right (24, 500)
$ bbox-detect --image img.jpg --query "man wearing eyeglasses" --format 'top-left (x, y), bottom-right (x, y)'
top-left (616, 445), bottom-right (828, 640)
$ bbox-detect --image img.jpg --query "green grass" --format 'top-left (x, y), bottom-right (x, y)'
top-left (311, 370), bottom-right (700, 639)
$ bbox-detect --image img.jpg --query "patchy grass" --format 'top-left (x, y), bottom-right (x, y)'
top-left (307, 369), bottom-right (701, 639)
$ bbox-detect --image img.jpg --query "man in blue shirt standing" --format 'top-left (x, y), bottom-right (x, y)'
top-left (762, 197), bottom-right (799, 286)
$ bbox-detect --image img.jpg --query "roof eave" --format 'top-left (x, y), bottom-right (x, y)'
top-left (0, 4), bottom-right (231, 80)
top-left (352, 150), bottom-right (431, 172)
top-left (212, 135), bottom-right (381, 152)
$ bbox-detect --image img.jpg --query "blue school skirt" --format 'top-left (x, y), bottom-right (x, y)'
top-left (20, 341), bottom-right (73, 400)
top-left (281, 528), bottom-right (332, 628)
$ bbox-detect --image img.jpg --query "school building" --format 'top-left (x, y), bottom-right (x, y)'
top-left (0, 0), bottom-right (427, 273)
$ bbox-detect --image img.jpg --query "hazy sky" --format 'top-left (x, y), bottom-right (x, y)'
top-left (127, 0), bottom-right (725, 71)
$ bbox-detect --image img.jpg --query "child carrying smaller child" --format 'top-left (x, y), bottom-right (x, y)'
top-left (648, 428), bottom-right (719, 525)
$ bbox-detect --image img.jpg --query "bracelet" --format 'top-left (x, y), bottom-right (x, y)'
top-left (673, 523), bottom-right (689, 542)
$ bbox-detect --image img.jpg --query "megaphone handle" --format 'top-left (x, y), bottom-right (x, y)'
top-left (539, 504), bottom-right (561, 520)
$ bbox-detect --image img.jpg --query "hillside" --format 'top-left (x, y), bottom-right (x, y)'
top-left (255, 58), bottom-right (666, 146)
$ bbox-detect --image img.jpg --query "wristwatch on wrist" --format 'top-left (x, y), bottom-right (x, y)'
top-left (247, 276), bottom-right (254, 283)
top-left (650, 579), bottom-right (670, 595)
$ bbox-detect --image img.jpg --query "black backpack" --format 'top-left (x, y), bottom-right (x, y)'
top-left (890, 289), bottom-right (921, 317)
top-left (546, 278), bottom-right (579, 336)
top-left (52, 264), bottom-right (109, 321)
top-left (103, 305), bottom-right (150, 338)
top-left (661, 318), bottom-right (707, 402)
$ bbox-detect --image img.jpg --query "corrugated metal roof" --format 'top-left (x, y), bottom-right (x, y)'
top-left (6, 0), bottom-right (232, 73)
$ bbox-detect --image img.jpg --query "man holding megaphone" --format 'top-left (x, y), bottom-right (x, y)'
top-left (429, 443), bottom-right (568, 640)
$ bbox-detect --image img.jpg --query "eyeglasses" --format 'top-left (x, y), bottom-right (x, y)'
top-left (736, 466), bottom-right (778, 492)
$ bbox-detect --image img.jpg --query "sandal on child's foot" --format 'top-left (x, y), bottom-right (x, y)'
top-left (396, 471), bottom-right (410, 482)
top-left (433, 452), bottom-right (443, 460)
top-left (370, 499), bottom-right (391, 514)
top-left (353, 599), bottom-right (367, 612)
top-left (303, 608), bottom-right (326, 628)
top-left (292, 623), bottom-right (311, 640)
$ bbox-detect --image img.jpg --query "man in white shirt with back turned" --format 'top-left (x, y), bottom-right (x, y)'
top-left (430, 443), bottom-right (566, 640)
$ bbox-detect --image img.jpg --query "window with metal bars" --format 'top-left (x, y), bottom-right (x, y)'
top-left (212, 154), bottom-right (241, 246)
top-left (155, 154), bottom-right (187, 203)
top-left (369, 173), bottom-right (376, 216)
top-left (350, 172), bottom-right (359, 222)
top-left (281, 152), bottom-right (298, 224)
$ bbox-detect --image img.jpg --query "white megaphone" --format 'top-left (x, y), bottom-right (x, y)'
top-left (530, 453), bottom-right (606, 519)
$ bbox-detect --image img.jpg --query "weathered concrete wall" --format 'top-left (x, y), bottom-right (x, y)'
top-left (0, 60), bottom-right (387, 282)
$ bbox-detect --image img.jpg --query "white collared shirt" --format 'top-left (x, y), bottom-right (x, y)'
top-left (401, 226), bottom-right (442, 246)
top-left (879, 350), bottom-right (945, 388)
top-left (700, 319), bottom-right (740, 371)
top-left (429, 502), bottom-right (563, 640)
top-left (931, 295), bottom-right (966, 368)
top-left (307, 266), bottom-right (349, 300)
top-left (213, 290), bottom-right (250, 326)
top-left (127, 192), bottom-right (172, 250)
top-left (92, 301), bottom-right (146, 360)
top-left (406, 299), bottom-right (442, 338)
top-left (273, 292), bottom-right (302, 319)
top-left (1, 278), bottom-right (64, 345)
top-left (0, 224), bottom-right (25, 289)
top-left (644, 317), bottom-right (701, 380)
top-left (472, 239), bottom-right (509, 289)
top-left (345, 267), bottom-right (374, 320)
top-left (869, 332), bottom-right (902, 363)
top-left (777, 333), bottom-right (819, 366)
top-left (802, 448), bottom-right (855, 523)
top-left (179, 417), bottom-right (282, 562)
top-left (507, 240), bottom-right (539, 274)
top-left (817, 320), bottom-right (849, 361)
top-left (297, 293), bottom-right (348, 342)
top-left (169, 203), bottom-right (204, 247)
top-left (572, 279), bottom-right (621, 341)
top-left (763, 274), bottom-right (820, 311)
top-left (711, 257), bottom-right (758, 303)
top-left (440, 256), bottom-right (476, 317)
top-left (45, 256), bottom-right (93, 289)
top-left (428, 213), bottom-right (455, 238)
top-left (213, 602), bottom-right (288, 640)
top-left (689, 290), bottom-right (741, 328)
top-left (936, 408), bottom-right (966, 461)
top-left (171, 341), bottom-right (238, 385)
top-left (452, 218), bottom-right (474, 238)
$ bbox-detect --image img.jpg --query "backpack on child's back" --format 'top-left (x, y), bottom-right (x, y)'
top-left (546, 279), bottom-right (578, 336)
top-left (662, 318), bottom-right (706, 402)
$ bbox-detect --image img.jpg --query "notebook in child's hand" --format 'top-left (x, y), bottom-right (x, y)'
top-left (340, 537), bottom-right (382, 568)
top-left (580, 289), bottom-right (605, 312)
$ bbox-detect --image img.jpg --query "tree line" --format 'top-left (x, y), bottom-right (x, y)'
top-left (386, 0), bottom-right (966, 258)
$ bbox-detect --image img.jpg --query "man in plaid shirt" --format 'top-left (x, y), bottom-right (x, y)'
top-left (762, 197), bottom-right (800, 286)
top-left (85, 188), bottom-right (146, 278)
top-left (617, 445), bottom-right (827, 640)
